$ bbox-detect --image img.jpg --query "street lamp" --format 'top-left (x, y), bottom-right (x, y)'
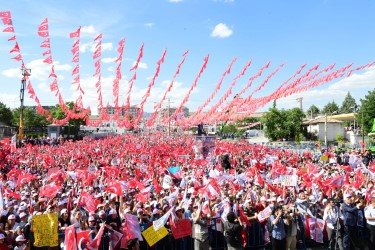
top-left (19, 68), bottom-right (31, 139)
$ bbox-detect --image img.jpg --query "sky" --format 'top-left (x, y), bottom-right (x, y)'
top-left (0, 0), bottom-right (375, 116)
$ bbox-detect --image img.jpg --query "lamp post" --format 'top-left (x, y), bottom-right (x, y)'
top-left (362, 108), bottom-right (365, 148)
top-left (19, 68), bottom-right (31, 139)
top-left (324, 113), bottom-right (328, 148)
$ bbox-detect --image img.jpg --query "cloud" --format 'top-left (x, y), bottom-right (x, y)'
top-left (211, 23), bottom-right (233, 38)
top-left (1, 59), bottom-right (71, 82)
top-left (144, 22), bottom-right (155, 28)
top-left (102, 57), bottom-right (116, 64)
top-left (81, 25), bottom-right (97, 35)
top-left (168, 0), bottom-right (183, 2)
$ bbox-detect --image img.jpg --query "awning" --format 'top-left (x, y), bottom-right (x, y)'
top-left (328, 113), bottom-right (356, 121)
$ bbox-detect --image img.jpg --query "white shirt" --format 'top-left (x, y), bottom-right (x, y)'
top-left (365, 205), bottom-right (375, 226)
top-left (323, 206), bottom-right (338, 229)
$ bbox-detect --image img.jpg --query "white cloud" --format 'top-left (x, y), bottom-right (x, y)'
top-left (102, 57), bottom-right (116, 64)
top-left (168, 0), bottom-right (183, 2)
top-left (213, 0), bottom-right (234, 2)
top-left (80, 42), bottom-right (92, 53)
top-left (1, 59), bottom-right (71, 82)
top-left (100, 43), bottom-right (113, 52)
top-left (81, 25), bottom-right (97, 35)
top-left (144, 22), bottom-right (155, 28)
top-left (107, 67), bottom-right (115, 72)
top-left (211, 23), bottom-right (233, 38)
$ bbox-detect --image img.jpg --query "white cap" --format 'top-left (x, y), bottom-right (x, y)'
top-left (109, 209), bottom-right (117, 215)
top-left (15, 235), bottom-right (26, 242)
top-left (60, 208), bottom-right (68, 215)
top-left (8, 214), bottom-right (16, 220)
top-left (0, 234), bottom-right (5, 239)
top-left (19, 212), bottom-right (27, 218)
top-left (98, 210), bottom-right (106, 217)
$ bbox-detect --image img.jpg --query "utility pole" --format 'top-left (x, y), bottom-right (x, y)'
top-left (362, 109), bottom-right (365, 148)
top-left (19, 68), bottom-right (31, 139)
top-left (324, 113), bottom-right (328, 148)
top-left (296, 97), bottom-right (303, 111)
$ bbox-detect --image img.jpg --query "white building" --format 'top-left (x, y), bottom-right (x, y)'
top-left (304, 116), bottom-right (345, 142)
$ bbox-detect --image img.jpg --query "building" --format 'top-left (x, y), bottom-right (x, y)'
top-left (160, 106), bottom-right (189, 119)
top-left (304, 116), bottom-right (345, 142)
top-left (99, 105), bottom-right (140, 119)
top-left (0, 122), bottom-right (16, 139)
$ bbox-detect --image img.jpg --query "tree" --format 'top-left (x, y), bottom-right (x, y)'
top-left (340, 92), bottom-right (357, 114)
top-left (357, 89), bottom-right (375, 134)
top-left (50, 102), bottom-right (87, 127)
top-left (322, 101), bottom-right (339, 115)
top-left (261, 107), bottom-right (305, 141)
top-left (0, 102), bottom-right (13, 126)
top-left (12, 107), bottom-right (49, 128)
top-left (306, 105), bottom-right (320, 119)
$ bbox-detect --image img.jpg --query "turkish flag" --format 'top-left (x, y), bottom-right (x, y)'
top-left (76, 231), bottom-right (90, 249)
top-left (39, 183), bottom-right (60, 198)
top-left (3, 26), bottom-right (14, 32)
top-left (10, 42), bottom-right (20, 53)
top-left (64, 225), bottom-right (77, 250)
top-left (72, 65), bottom-right (79, 75)
top-left (43, 50), bottom-right (51, 56)
top-left (11, 54), bottom-right (22, 61)
top-left (79, 191), bottom-right (99, 213)
top-left (7, 35), bottom-right (16, 41)
top-left (105, 181), bottom-right (123, 197)
top-left (1, 18), bottom-right (12, 25)
top-left (0, 11), bottom-right (11, 18)
top-left (38, 31), bottom-right (49, 38)
top-left (38, 24), bottom-right (48, 31)
top-left (69, 27), bottom-right (80, 38)
top-left (94, 33), bottom-right (102, 41)
top-left (3, 187), bottom-right (21, 200)
top-left (43, 56), bottom-right (53, 64)
top-left (88, 223), bottom-right (105, 249)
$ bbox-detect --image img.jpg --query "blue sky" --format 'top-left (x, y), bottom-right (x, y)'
top-left (1, 0), bottom-right (374, 115)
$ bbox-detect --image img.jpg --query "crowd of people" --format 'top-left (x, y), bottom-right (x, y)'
top-left (0, 133), bottom-right (374, 250)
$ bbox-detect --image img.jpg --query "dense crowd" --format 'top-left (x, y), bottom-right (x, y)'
top-left (0, 133), bottom-right (374, 250)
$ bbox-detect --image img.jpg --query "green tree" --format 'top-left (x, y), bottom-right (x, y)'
top-left (0, 102), bottom-right (13, 126)
top-left (50, 102), bottom-right (87, 127)
top-left (357, 89), bottom-right (375, 134)
top-left (12, 107), bottom-right (49, 128)
top-left (262, 107), bottom-right (305, 141)
top-left (221, 123), bottom-right (238, 134)
top-left (322, 101), bottom-right (339, 115)
top-left (340, 92), bottom-right (357, 113)
top-left (306, 105), bottom-right (320, 119)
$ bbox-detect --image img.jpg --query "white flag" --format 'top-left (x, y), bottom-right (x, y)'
top-left (153, 206), bottom-right (174, 231)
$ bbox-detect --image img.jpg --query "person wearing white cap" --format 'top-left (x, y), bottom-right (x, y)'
top-left (341, 192), bottom-right (360, 250)
top-left (7, 214), bottom-right (19, 231)
top-left (14, 235), bottom-right (27, 250)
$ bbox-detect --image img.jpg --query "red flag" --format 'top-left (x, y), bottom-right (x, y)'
top-left (7, 35), bottom-right (16, 41)
top-left (64, 225), bottom-right (77, 250)
top-left (10, 42), bottom-right (20, 53)
top-left (39, 183), bottom-right (60, 198)
top-left (94, 33), bottom-right (102, 41)
top-left (3, 26), bottom-right (14, 32)
top-left (72, 65), bottom-right (79, 75)
top-left (1, 18), bottom-right (12, 25)
top-left (38, 31), bottom-right (49, 37)
top-left (11, 54), bottom-right (22, 61)
top-left (38, 23), bottom-right (48, 31)
top-left (0, 11), bottom-right (11, 18)
top-left (105, 181), bottom-right (123, 197)
top-left (3, 187), bottom-right (21, 200)
top-left (43, 56), bottom-right (53, 64)
top-left (69, 27), bottom-right (80, 38)
top-left (79, 191), bottom-right (99, 213)
top-left (88, 223), bottom-right (105, 248)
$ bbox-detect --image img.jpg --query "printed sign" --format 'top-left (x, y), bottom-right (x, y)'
top-left (171, 219), bottom-right (192, 239)
top-left (141, 225), bottom-right (168, 247)
top-left (32, 213), bottom-right (59, 247)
